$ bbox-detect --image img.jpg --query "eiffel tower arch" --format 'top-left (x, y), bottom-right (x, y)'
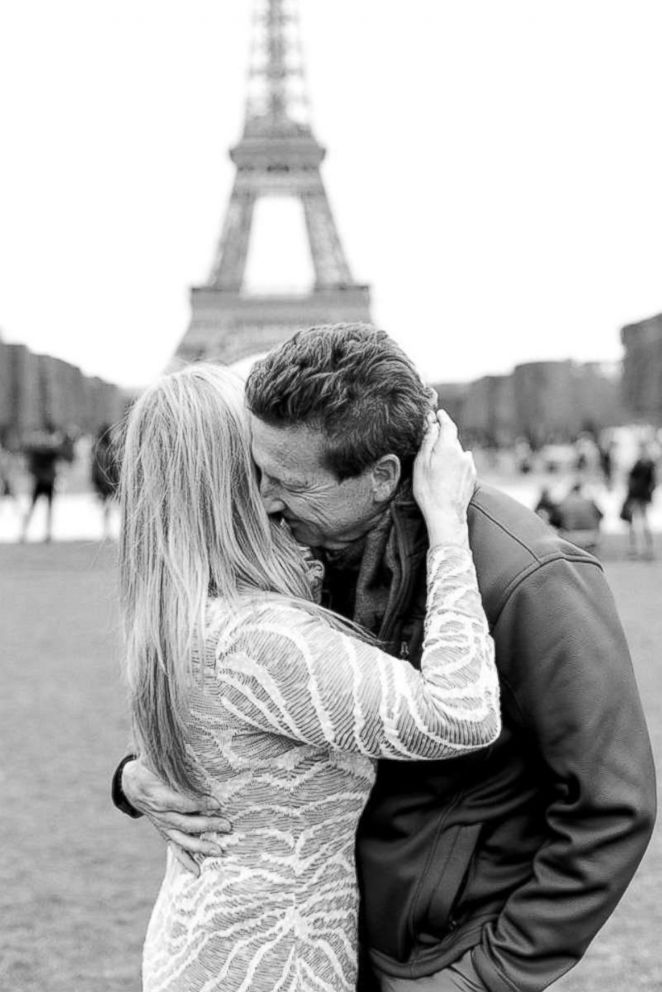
top-left (172, 0), bottom-right (372, 370)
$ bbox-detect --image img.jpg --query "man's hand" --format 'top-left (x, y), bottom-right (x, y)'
top-left (122, 758), bottom-right (232, 876)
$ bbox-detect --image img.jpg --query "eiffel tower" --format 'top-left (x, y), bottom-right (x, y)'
top-left (172, 0), bottom-right (372, 369)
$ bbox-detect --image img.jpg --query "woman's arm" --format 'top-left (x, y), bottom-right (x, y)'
top-left (215, 412), bottom-right (499, 758)
top-left (216, 538), bottom-right (498, 759)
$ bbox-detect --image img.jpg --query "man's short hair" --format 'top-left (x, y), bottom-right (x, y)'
top-left (245, 323), bottom-right (435, 480)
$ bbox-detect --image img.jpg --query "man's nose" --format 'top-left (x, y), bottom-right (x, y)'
top-left (259, 478), bottom-right (286, 514)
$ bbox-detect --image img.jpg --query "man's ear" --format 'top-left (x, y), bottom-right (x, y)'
top-left (370, 454), bottom-right (401, 502)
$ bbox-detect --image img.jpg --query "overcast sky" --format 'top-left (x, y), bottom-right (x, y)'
top-left (1, 0), bottom-right (661, 389)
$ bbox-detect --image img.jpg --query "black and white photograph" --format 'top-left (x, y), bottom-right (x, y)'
top-left (0, 2), bottom-right (660, 990)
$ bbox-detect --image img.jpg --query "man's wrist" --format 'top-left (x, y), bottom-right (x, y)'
top-left (111, 754), bottom-right (144, 819)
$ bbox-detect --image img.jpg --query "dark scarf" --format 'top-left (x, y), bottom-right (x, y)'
top-left (322, 483), bottom-right (419, 636)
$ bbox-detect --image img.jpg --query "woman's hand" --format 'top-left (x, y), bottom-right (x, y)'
top-left (413, 410), bottom-right (476, 546)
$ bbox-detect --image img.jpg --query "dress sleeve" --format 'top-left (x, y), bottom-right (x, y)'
top-left (214, 544), bottom-right (500, 759)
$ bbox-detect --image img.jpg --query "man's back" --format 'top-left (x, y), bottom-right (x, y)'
top-left (352, 484), bottom-right (655, 992)
top-left (555, 490), bottom-right (603, 532)
top-left (628, 457), bottom-right (656, 501)
top-left (27, 443), bottom-right (60, 484)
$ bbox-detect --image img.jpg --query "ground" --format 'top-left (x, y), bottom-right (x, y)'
top-left (0, 534), bottom-right (660, 991)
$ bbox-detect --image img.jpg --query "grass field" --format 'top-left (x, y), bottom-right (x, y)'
top-left (0, 536), bottom-right (660, 991)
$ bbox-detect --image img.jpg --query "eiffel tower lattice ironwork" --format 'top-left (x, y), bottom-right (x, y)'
top-left (172, 0), bottom-right (372, 368)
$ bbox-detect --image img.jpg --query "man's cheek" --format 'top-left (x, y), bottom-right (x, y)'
top-left (288, 497), bottom-right (318, 522)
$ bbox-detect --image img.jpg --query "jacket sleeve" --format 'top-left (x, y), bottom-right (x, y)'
top-left (472, 556), bottom-right (657, 992)
top-left (214, 544), bottom-right (500, 759)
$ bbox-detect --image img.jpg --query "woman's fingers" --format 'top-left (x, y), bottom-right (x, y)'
top-left (418, 413), bottom-right (439, 463)
top-left (415, 408), bottom-right (471, 481)
top-left (429, 409), bottom-right (460, 456)
top-left (430, 411), bottom-right (476, 488)
top-left (437, 409), bottom-right (458, 437)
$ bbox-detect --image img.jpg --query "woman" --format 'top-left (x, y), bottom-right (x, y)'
top-left (119, 364), bottom-right (499, 992)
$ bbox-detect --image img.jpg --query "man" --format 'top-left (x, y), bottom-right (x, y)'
top-left (554, 481), bottom-right (604, 552)
top-left (20, 423), bottom-right (66, 542)
top-left (114, 324), bottom-right (656, 991)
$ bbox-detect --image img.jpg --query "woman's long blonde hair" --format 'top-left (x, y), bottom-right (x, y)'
top-left (119, 364), bottom-right (316, 796)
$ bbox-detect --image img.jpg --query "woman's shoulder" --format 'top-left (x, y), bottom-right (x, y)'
top-left (205, 593), bottom-right (313, 653)
top-left (206, 590), bottom-right (303, 621)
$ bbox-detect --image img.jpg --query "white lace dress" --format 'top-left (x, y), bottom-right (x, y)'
top-left (142, 545), bottom-right (499, 992)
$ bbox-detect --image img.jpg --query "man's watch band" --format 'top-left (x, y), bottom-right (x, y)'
top-left (111, 753), bottom-right (144, 819)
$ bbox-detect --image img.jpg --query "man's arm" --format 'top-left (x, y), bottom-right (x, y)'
top-left (472, 557), bottom-right (656, 992)
top-left (111, 755), bottom-right (232, 875)
top-left (111, 754), bottom-right (143, 818)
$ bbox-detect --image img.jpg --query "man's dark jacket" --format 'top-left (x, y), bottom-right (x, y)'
top-left (324, 484), bottom-right (656, 992)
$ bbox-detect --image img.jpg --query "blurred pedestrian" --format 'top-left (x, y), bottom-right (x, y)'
top-left (534, 486), bottom-right (561, 528)
top-left (598, 437), bottom-right (616, 490)
top-left (60, 427), bottom-right (79, 467)
top-left (555, 481), bottom-right (604, 553)
top-left (1, 441), bottom-right (15, 499)
top-left (91, 423), bottom-right (120, 538)
top-left (623, 443), bottom-right (657, 560)
top-left (0, 441), bottom-right (19, 519)
top-left (573, 432), bottom-right (598, 477)
top-left (514, 436), bottom-right (532, 474)
top-left (20, 424), bottom-right (65, 542)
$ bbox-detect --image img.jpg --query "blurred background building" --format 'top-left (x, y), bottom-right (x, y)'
top-left (0, 334), bottom-right (125, 450)
top-left (433, 350), bottom-right (645, 450)
top-left (621, 314), bottom-right (662, 425)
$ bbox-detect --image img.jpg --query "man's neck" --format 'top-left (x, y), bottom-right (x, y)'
top-left (319, 506), bottom-right (390, 554)
top-left (319, 480), bottom-right (414, 554)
